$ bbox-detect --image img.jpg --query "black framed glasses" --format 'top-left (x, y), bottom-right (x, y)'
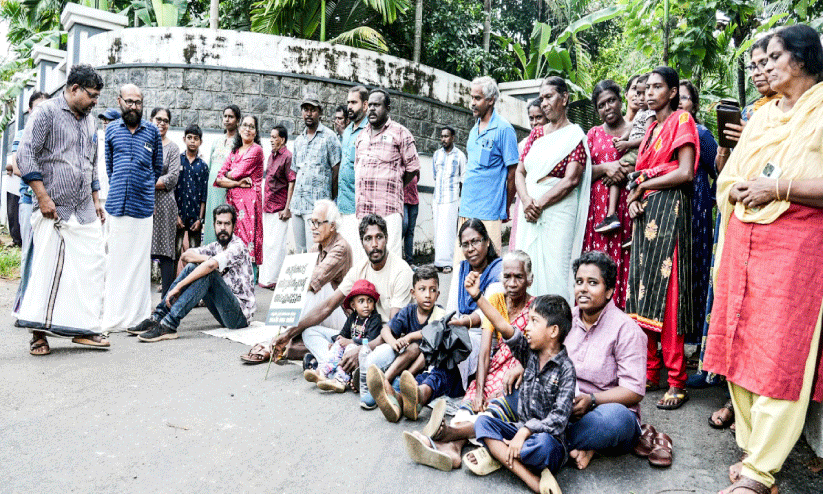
top-left (309, 219), bottom-right (329, 228)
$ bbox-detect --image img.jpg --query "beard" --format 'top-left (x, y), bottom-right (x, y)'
top-left (217, 231), bottom-right (231, 247)
top-left (122, 108), bottom-right (142, 126)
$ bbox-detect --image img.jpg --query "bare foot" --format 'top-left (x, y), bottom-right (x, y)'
top-left (710, 407), bottom-right (734, 427)
top-left (729, 461), bottom-right (743, 483)
top-left (411, 431), bottom-right (461, 469)
top-left (570, 449), bottom-right (595, 470)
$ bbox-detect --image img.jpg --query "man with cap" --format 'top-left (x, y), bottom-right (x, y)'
top-left (97, 108), bottom-right (120, 128)
top-left (289, 92), bottom-right (342, 253)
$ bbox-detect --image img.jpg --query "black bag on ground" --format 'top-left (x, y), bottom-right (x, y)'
top-left (419, 311), bottom-right (471, 370)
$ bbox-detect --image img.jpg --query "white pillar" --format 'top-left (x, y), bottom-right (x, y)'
top-left (60, 3), bottom-right (128, 76)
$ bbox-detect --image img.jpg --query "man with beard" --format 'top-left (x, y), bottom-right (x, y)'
top-left (131, 204), bottom-right (255, 341)
top-left (102, 83), bottom-right (164, 332)
top-left (15, 64), bottom-right (109, 355)
top-left (289, 93), bottom-right (342, 253)
top-left (272, 214), bottom-right (412, 378)
top-left (338, 85), bottom-right (369, 266)
top-left (354, 89), bottom-right (420, 259)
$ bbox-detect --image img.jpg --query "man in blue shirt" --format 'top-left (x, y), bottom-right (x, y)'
top-left (338, 85), bottom-right (369, 266)
top-left (102, 83), bottom-right (163, 332)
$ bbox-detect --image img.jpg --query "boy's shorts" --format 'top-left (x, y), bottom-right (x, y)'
top-left (416, 367), bottom-right (464, 400)
top-left (474, 415), bottom-right (566, 473)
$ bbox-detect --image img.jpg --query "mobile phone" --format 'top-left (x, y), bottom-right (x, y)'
top-left (716, 103), bottom-right (742, 148)
top-left (760, 161), bottom-right (782, 179)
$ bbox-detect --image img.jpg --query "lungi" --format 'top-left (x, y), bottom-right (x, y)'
top-left (259, 212), bottom-right (290, 286)
top-left (102, 215), bottom-right (153, 330)
top-left (433, 200), bottom-right (459, 268)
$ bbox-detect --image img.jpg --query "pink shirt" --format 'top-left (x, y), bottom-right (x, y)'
top-left (568, 300), bottom-right (647, 417)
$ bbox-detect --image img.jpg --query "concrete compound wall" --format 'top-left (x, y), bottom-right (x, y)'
top-left (77, 28), bottom-right (529, 257)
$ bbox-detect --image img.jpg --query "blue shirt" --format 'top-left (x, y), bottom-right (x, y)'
top-left (388, 303), bottom-right (444, 337)
top-left (13, 129), bottom-right (33, 205)
top-left (337, 117), bottom-right (368, 215)
top-left (105, 119), bottom-right (163, 218)
top-left (175, 153), bottom-right (209, 225)
top-left (460, 110), bottom-right (519, 220)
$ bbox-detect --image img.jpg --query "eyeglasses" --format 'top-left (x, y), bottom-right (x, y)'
top-left (120, 98), bottom-right (143, 107)
top-left (309, 219), bottom-right (329, 228)
top-left (81, 87), bottom-right (100, 100)
top-left (240, 123), bottom-right (256, 130)
top-left (680, 95), bottom-right (691, 101)
top-left (460, 238), bottom-right (484, 250)
top-left (154, 117), bottom-right (170, 124)
top-left (747, 60), bottom-right (768, 73)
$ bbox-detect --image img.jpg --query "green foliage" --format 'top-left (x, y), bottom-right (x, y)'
top-left (0, 244), bottom-right (21, 279)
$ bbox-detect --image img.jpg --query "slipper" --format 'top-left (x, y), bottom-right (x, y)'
top-left (240, 343), bottom-right (271, 364)
top-left (399, 370), bottom-right (420, 420)
top-left (463, 448), bottom-right (501, 476)
top-left (317, 379), bottom-right (347, 393)
top-left (442, 266), bottom-right (452, 274)
top-left (656, 389), bottom-right (689, 410)
top-left (402, 431), bottom-right (453, 471)
top-left (632, 424), bottom-right (657, 457)
top-left (423, 399), bottom-right (447, 438)
top-left (304, 369), bottom-right (324, 383)
top-left (367, 365), bottom-right (401, 422)
top-left (29, 337), bottom-right (50, 356)
top-left (648, 433), bottom-right (673, 468)
top-left (539, 468), bottom-right (563, 494)
top-left (720, 477), bottom-right (773, 494)
top-left (709, 400), bottom-right (735, 429)
top-left (71, 335), bottom-right (110, 348)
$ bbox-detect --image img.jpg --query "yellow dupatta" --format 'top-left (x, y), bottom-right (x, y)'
top-left (714, 82), bottom-right (823, 283)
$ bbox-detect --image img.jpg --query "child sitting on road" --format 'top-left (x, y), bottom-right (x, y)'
top-left (402, 290), bottom-right (576, 494)
top-left (359, 265), bottom-right (445, 410)
top-left (304, 279), bottom-right (382, 393)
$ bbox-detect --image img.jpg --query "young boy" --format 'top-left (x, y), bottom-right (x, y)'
top-left (304, 279), bottom-right (383, 392)
top-left (176, 124), bottom-right (209, 256)
top-left (594, 74), bottom-right (654, 235)
top-left (359, 265), bottom-right (444, 410)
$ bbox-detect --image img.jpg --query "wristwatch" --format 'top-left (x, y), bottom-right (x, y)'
top-left (589, 393), bottom-right (598, 410)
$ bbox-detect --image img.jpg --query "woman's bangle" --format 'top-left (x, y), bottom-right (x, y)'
top-left (464, 315), bottom-right (472, 330)
top-left (775, 179), bottom-right (781, 201)
top-left (787, 179), bottom-right (793, 202)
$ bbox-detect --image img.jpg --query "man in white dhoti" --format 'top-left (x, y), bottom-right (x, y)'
top-left (431, 126), bottom-right (466, 273)
top-left (258, 125), bottom-right (295, 288)
top-left (102, 84), bottom-right (163, 331)
top-left (15, 64), bottom-right (109, 355)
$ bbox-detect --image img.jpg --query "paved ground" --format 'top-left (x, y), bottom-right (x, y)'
top-left (1, 272), bottom-right (821, 494)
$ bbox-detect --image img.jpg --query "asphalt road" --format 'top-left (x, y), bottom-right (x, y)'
top-left (1, 274), bottom-right (821, 494)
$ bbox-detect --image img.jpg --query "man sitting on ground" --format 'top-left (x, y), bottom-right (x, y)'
top-left (130, 204), bottom-right (256, 341)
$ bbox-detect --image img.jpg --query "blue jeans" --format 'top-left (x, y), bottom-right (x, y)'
top-left (566, 403), bottom-right (641, 455)
top-left (359, 343), bottom-right (397, 397)
top-left (152, 263), bottom-right (248, 330)
top-left (416, 366), bottom-right (464, 403)
top-left (402, 203), bottom-right (418, 263)
top-left (475, 415), bottom-right (566, 473)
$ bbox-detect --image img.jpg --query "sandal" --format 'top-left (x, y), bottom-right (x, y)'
top-left (441, 266), bottom-right (453, 274)
top-left (399, 370), bottom-right (421, 420)
top-left (463, 447), bottom-right (501, 476)
top-left (721, 477), bottom-right (773, 494)
top-left (402, 431), bottom-right (453, 471)
top-left (632, 424), bottom-right (657, 457)
top-left (240, 343), bottom-right (271, 364)
top-left (539, 468), bottom-right (563, 494)
top-left (29, 337), bottom-right (50, 356)
top-left (657, 388), bottom-right (689, 410)
top-left (648, 432), bottom-right (673, 468)
top-left (709, 400), bottom-right (735, 429)
top-left (367, 365), bottom-right (401, 422)
top-left (71, 334), bottom-right (110, 348)
top-left (423, 399), bottom-right (447, 439)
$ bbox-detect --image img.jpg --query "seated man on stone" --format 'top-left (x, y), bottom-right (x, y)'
top-left (130, 204), bottom-right (256, 342)
top-left (241, 199), bottom-right (353, 363)
top-left (272, 214), bottom-right (414, 377)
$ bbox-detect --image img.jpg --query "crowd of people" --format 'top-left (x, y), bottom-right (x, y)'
top-left (10, 23), bottom-right (823, 494)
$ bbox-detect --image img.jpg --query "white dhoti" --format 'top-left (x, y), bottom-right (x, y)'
top-left (384, 212), bottom-right (403, 261)
top-left (259, 212), bottom-right (290, 286)
top-left (102, 215), bottom-right (153, 331)
top-left (340, 213), bottom-right (365, 268)
top-left (433, 201), bottom-right (459, 268)
top-left (15, 211), bottom-right (105, 336)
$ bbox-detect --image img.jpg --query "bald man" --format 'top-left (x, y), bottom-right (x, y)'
top-left (102, 84), bottom-right (164, 331)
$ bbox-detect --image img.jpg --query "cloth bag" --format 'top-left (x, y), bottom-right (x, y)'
top-left (419, 311), bottom-right (471, 370)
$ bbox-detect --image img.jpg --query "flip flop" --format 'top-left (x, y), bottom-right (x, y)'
top-left (656, 389), bottom-right (689, 410)
top-left (422, 399), bottom-right (447, 438)
top-left (709, 400), bottom-right (735, 429)
top-left (402, 431), bottom-right (453, 471)
top-left (463, 448), bottom-right (501, 476)
top-left (539, 468), bottom-right (563, 494)
top-left (368, 365), bottom-right (401, 422)
top-left (399, 370), bottom-right (420, 420)
top-left (648, 433), bottom-right (673, 468)
top-left (240, 343), bottom-right (271, 364)
top-left (29, 337), bottom-right (50, 356)
top-left (71, 335), bottom-right (110, 348)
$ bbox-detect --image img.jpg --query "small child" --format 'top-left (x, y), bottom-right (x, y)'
top-left (304, 279), bottom-right (382, 392)
top-left (594, 74), bottom-right (655, 235)
top-left (359, 265), bottom-right (445, 410)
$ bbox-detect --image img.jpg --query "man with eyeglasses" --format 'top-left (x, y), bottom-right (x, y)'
top-left (15, 64), bottom-right (110, 355)
top-left (102, 83), bottom-right (164, 332)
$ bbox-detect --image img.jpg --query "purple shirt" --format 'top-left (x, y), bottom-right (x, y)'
top-left (568, 300), bottom-right (647, 417)
top-left (264, 147), bottom-right (296, 213)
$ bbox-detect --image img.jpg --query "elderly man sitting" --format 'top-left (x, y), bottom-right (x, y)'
top-left (241, 199), bottom-right (352, 363)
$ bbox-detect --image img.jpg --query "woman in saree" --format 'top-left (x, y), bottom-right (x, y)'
top-left (514, 76), bottom-right (592, 302)
top-left (205, 105), bottom-right (240, 245)
top-left (215, 115), bottom-right (264, 266)
top-left (703, 25), bottom-right (823, 494)
top-left (510, 99), bottom-right (548, 250)
top-left (625, 66), bottom-right (699, 411)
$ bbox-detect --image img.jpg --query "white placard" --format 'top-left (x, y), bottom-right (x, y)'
top-left (265, 252), bottom-right (317, 329)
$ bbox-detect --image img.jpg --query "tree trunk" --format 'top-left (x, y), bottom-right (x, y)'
top-left (482, 0), bottom-right (491, 52)
top-left (413, 0), bottom-right (423, 62)
top-left (209, 0), bottom-right (219, 29)
top-left (662, 0), bottom-right (669, 64)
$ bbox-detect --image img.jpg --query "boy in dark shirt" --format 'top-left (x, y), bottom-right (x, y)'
top-left (176, 124), bottom-right (208, 255)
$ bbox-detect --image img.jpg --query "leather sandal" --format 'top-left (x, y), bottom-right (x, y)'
top-left (722, 477), bottom-right (773, 494)
top-left (648, 432), bottom-right (673, 468)
top-left (632, 423), bottom-right (656, 457)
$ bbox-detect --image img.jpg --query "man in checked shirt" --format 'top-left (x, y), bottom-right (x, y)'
top-left (15, 64), bottom-right (110, 355)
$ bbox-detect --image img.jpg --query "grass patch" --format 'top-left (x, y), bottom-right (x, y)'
top-left (0, 245), bottom-right (21, 279)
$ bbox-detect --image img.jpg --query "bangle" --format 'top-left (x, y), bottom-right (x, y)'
top-left (775, 179), bottom-right (781, 201)
top-left (464, 315), bottom-right (472, 330)
top-left (787, 179), bottom-right (793, 202)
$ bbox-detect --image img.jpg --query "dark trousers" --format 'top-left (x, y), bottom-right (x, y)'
top-left (152, 255), bottom-right (176, 297)
top-left (402, 203), bottom-right (418, 264)
top-left (7, 192), bottom-right (20, 246)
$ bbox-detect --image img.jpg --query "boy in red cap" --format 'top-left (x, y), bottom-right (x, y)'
top-left (304, 279), bottom-right (383, 392)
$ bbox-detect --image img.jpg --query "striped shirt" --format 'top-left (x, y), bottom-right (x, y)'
top-left (17, 93), bottom-right (101, 224)
top-left (290, 124), bottom-right (341, 216)
top-left (432, 146), bottom-right (466, 204)
top-left (354, 118), bottom-right (420, 218)
top-left (104, 118), bottom-right (163, 218)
